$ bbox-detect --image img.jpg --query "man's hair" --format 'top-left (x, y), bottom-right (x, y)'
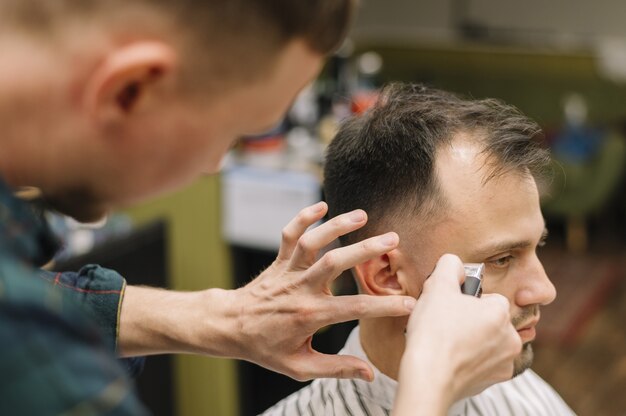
top-left (323, 83), bottom-right (551, 246)
top-left (2, 0), bottom-right (355, 87)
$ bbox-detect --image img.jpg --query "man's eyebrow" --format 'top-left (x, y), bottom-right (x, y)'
top-left (471, 239), bottom-right (533, 259)
top-left (470, 224), bottom-right (548, 259)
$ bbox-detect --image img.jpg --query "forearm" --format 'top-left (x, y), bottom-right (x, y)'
top-left (117, 285), bottom-right (239, 357)
top-left (393, 347), bottom-right (454, 416)
top-left (394, 386), bottom-right (449, 416)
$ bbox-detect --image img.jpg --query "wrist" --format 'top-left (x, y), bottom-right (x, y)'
top-left (394, 340), bottom-right (456, 415)
top-left (117, 285), bottom-right (232, 357)
top-left (190, 287), bottom-right (245, 358)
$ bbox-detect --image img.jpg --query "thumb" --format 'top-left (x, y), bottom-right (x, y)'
top-left (422, 253), bottom-right (465, 294)
top-left (295, 352), bottom-right (375, 382)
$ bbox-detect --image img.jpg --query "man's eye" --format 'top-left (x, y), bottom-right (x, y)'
top-left (490, 255), bottom-right (513, 268)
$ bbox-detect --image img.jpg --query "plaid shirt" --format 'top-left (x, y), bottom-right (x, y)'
top-left (0, 181), bottom-right (148, 415)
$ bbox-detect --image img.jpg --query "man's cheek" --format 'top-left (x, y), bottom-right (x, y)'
top-left (412, 274), bottom-right (432, 300)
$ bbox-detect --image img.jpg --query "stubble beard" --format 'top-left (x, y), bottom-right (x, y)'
top-left (513, 342), bottom-right (534, 377)
top-left (511, 305), bottom-right (540, 377)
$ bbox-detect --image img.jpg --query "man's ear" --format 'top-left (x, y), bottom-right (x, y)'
top-left (83, 41), bottom-right (177, 123)
top-left (353, 250), bottom-right (406, 296)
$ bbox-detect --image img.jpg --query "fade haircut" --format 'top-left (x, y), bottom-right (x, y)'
top-left (1, 0), bottom-right (355, 88)
top-left (324, 83), bottom-right (551, 246)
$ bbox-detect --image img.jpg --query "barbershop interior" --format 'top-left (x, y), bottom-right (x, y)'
top-left (48, 0), bottom-right (626, 415)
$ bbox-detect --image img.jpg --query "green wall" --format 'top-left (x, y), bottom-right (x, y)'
top-left (123, 176), bottom-right (238, 416)
top-left (358, 43), bottom-right (626, 126)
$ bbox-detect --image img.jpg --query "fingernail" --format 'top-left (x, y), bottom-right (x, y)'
top-left (312, 202), bottom-right (326, 212)
top-left (381, 232), bottom-right (398, 246)
top-left (358, 370), bottom-right (373, 382)
top-left (350, 210), bottom-right (366, 222)
top-left (404, 298), bottom-right (416, 311)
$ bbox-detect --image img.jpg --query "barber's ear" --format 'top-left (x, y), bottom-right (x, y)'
top-left (83, 41), bottom-right (177, 123)
top-left (354, 251), bottom-right (407, 296)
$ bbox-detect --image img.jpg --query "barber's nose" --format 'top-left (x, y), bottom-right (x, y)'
top-left (515, 255), bottom-right (556, 307)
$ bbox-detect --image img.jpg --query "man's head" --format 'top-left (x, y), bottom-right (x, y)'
top-left (0, 0), bottom-right (355, 221)
top-left (324, 83), bottom-right (556, 378)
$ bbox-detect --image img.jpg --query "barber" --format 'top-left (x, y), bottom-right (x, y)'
top-left (0, 0), bottom-right (520, 413)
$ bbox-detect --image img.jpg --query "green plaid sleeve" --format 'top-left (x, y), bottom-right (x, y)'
top-left (39, 265), bottom-right (126, 353)
top-left (0, 258), bottom-right (148, 415)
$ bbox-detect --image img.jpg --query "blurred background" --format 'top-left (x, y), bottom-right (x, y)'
top-left (53, 1), bottom-right (626, 414)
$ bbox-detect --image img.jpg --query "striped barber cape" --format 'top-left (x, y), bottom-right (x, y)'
top-left (261, 327), bottom-right (575, 416)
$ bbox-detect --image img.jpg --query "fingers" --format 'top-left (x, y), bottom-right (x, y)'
top-left (277, 202), bottom-right (328, 261)
top-left (288, 209), bottom-right (370, 270)
top-left (304, 232), bottom-right (399, 288)
top-left (320, 294), bottom-right (415, 326)
top-left (421, 253), bottom-right (465, 294)
top-left (290, 352), bottom-right (374, 382)
top-left (480, 293), bottom-right (521, 356)
top-left (481, 293), bottom-right (511, 312)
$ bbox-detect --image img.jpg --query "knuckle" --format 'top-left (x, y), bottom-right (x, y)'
top-left (293, 374), bottom-right (308, 382)
top-left (296, 209), bottom-right (314, 227)
top-left (501, 310), bottom-right (513, 325)
top-left (319, 251), bottom-right (338, 273)
top-left (332, 213), bottom-right (358, 231)
top-left (335, 366), bottom-right (351, 379)
top-left (350, 297), bottom-right (368, 316)
top-left (293, 371), bottom-right (308, 382)
top-left (289, 367), bottom-right (307, 382)
top-left (488, 298), bottom-right (511, 320)
top-left (287, 360), bottom-right (313, 382)
top-left (294, 303), bottom-right (317, 326)
top-left (279, 280), bottom-right (301, 296)
top-left (359, 238), bottom-right (375, 253)
top-left (331, 213), bottom-right (350, 226)
top-left (502, 332), bottom-right (522, 357)
top-left (497, 295), bottom-right (511, 309)
top-left (492, 293), bottom-right (510, 307)
top-left (296, 235), bottom-right (314, 253)
top-left (493, 305), bottom-right (508, 320)
top-left (281, 227), bottom-right (296, 245)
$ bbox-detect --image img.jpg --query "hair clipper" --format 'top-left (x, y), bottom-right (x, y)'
top-left (461, 263), bottom-right (484, 297)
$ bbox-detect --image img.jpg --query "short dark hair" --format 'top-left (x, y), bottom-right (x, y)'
top-left (2, 0), bottom-right (355, 86)
top-left (323, 83), bottom-right (551, 246)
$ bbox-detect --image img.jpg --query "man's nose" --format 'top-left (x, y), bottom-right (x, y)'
top-left (515, 254), bottom-right (557, 307)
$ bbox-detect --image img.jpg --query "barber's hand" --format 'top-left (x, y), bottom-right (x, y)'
top-left (393, 254), bottom-right (521, 416)
top-left (228, 202), bottom-right (416, 381)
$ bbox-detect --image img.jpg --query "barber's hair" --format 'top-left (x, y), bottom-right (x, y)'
top-left (2, 0), bottom-right (355, 86)
top-left (323, 83), bottom-right (551, 246)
